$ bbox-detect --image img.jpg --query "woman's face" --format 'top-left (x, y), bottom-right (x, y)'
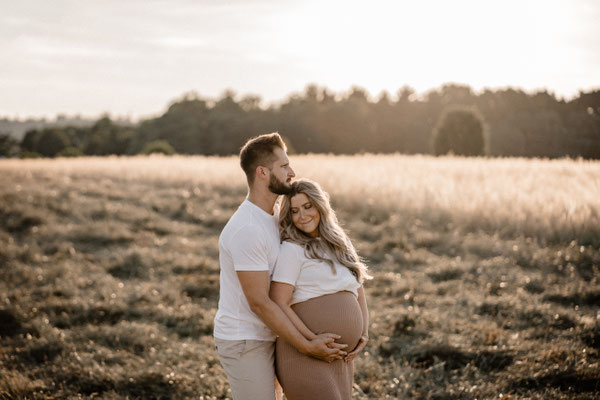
top-left (290, 193), bottom-right (320, 238)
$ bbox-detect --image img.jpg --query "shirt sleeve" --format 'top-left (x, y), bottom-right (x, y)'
top-left (229, 225), bottom-right (270, 271)
top-left (272, 242), bottom-right (303, 286)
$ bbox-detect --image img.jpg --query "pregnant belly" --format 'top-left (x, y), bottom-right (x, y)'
top-left (292, 291), bottom-right (363, 351)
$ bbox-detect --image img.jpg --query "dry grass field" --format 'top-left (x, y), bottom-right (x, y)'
top-left (1, 154), bottom-right (599, 399)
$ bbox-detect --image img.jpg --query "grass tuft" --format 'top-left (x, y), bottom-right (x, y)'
top-left (0, 369), bottom-right (40, 399)
top-left (108, 252), bottom-right (150, 280)
top-left (0, 209), bottom-right (44, 234)
top-left (427, 267), bottom-right (463, 283)
top-left (508, 370), bottom-right (600, 395)
top-left (0, 309), bottom-right (22, 337)
top-left (543, 290), bottom-right (600, 308)
top-left (23, 337), bottom-right (66, 364)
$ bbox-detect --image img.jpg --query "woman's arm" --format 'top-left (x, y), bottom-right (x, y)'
top-left (270, 281), bottom-right (317, 340)
top-left (240, 271), bottom-right (346, 361)
top-left (358, 285), bottom-right (369, 337)
top-left (344, 285), bottom-right (369, 362)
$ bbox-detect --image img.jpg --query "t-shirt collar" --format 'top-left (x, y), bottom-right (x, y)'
top-left (244, 198), bottom-right (279, 218)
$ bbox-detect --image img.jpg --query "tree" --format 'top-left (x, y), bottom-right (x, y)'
top-left (141, 140), bottom-right (176, 155)
top-left (37, 128), bottom-right (71, 157)
top-left (278, 85), bottom-right (326, 153)
top-left (85, 117), bottom-right (133, 155)
top-left (20, 151), bottom-right (42, 158)
top-left (133, 97), bottom-right (209, 155)
top-left (21, 130), bottom-right (41, 152)
top-left (397, 85), bottom-right (415, 104)
top-left (0, 133), bottom-right (19, 157)
top-left (56, 146), bottom-right (83, 157)
top-left (432, 107), bottom-right (487, 156)
top-left (10, 84), bottom-right (599, 159)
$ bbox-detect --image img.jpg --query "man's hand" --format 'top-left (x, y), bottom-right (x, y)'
top-left (304, 333), bottom-right (348, 363)
top-left (344, 335), bottom-right (368, 362)
top-left (239, 271), bottom-right (348, 362)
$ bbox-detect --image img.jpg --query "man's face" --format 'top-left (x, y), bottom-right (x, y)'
top-left (267, 147), bottom-right (295, 195)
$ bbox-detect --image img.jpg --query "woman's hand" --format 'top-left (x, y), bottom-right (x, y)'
top-left (344, 335), bottom-right (368, 362)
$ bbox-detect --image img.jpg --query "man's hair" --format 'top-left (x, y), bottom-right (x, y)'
top-left (239, 132), bottom-right (286, 184)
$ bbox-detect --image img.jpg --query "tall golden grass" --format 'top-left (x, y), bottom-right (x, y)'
top-left (3, 154), bottom-right (599, 245)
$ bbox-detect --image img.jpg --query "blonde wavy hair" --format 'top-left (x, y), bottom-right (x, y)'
top-left (279, 178), bottom-right (372, 283)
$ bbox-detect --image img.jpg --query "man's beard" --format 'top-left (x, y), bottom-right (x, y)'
top-left (268, 173), bottom-right (292, 195)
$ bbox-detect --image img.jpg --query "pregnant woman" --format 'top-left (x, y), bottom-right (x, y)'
top-left (270, 178), bottom-right (371, 400)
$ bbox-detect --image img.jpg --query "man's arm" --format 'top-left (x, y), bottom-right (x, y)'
top-left (270, 281), bottom-right (317, 340)
top-left (237, 270), bottom-right (347, 362)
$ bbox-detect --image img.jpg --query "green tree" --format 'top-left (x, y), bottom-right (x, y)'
top-left (21, 130), bottom-right (42, 152)
top-left (37, 128), bottom-right (71, 157)
top-left (278, 85), bottom-right (326, 153)
top-left (19, 84), bottom-right (594, 159)
top-left (132, 96), bottom-right (210, 155)
top-left (85, 116), bottom-right (134, 155)
top-left (20, 151), bottom-right (42, 158)
top-left (207, 90), bottom-right (248, 155)
top-left (322, 86), bottom-right (374, 153)
top-left (56, 146), bottom-right (84, 157)
top-left (432, 107), bottom-right (487, 156)
top-left (0, 133), bottom-right (19, 157)
top-left (141, 140), bottom-right (176, 155)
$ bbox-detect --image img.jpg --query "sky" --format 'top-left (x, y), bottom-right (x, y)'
top-left (1, 0), bottom-right (599, 120)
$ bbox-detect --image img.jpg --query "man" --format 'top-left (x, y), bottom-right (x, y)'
top-left (213, 133), bottom-right (347, 400)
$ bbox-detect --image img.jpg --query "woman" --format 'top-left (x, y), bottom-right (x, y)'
top-left (270, 178), bottom-right (371, 400)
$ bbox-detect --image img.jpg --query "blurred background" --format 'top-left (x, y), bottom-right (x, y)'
top-left (1, 0), bottom-right (599, 159)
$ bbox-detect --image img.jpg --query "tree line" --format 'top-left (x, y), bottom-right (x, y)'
top-left (2, 83), bottom-right (599, 158)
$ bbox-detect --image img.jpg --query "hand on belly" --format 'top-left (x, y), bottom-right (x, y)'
top-left (293, 292), bottom-right (364, 352)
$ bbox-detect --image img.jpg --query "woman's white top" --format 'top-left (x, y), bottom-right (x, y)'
top-left (272, 241), bottom-right (361, 305)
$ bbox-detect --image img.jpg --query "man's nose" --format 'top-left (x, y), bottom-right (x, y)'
top-left (288, 167), bottom-right (296, 177)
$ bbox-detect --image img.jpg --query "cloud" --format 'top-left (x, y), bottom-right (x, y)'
top-left (149, 36), bottom-right (210, 49)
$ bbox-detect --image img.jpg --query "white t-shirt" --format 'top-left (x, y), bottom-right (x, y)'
top-left (272, 241), bottom-right (361, 305)
top-left (213, 199), bottom-right (280, 341)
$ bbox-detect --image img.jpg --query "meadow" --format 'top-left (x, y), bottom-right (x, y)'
top-left (0, 154), bottom-right (599, 399)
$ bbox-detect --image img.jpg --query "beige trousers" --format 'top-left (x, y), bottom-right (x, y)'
top-left (214, 338), bottom-right (277, 400)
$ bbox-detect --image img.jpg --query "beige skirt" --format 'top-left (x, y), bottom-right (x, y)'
top-left (275, 291), bottom-right (363, 400)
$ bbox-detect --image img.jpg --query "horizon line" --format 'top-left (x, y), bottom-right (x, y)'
top-left (2, 82), bottom-right (599, 123)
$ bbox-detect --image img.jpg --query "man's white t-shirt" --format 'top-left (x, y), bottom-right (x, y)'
top-left (213, 199), bottom-right (280, 341)
top-left (272, 241), bottom-right (361, 305)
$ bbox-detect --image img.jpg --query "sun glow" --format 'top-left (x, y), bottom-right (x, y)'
top-left (271, 0), bottom-right (591, 98)
top-left (0, 0), bottom-right (597, 116)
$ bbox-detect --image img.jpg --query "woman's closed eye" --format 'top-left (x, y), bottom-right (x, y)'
top-left (291, 204), bottom-right (312, 214)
